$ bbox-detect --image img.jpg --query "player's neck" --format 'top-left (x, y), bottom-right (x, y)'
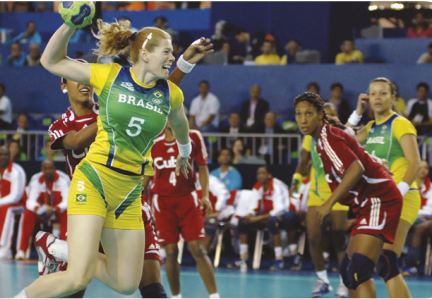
top-left (374, 110), bottom-right (392, 123)
top-left (220, 165), bottom-right (229, 172)
top-left (70, 101), bottom-right (93, 117)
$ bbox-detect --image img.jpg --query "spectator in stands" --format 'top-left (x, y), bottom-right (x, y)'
top-left (259, 112), bottom-right (286, 164)
top-left (9, 139), bottom-right (27, 162)
top-left (153, 16), bottom-right (178, 41)
top-left (281, 40), bottom-right (301, 64)
top-left (7, 43), bottom-right (26, 67)
top-left (335, 40), bottom-right (363, 64)
top-left (407, 12), bottom-right (432, 38)
top-left (189, 80), bottom-right (220, 132)
top-left (229, 28), bottom-right (252, 64)
top-left (232, 138), bottom-right (265, 165)
top-left (26, 43), bottom-right (41, 67)
top-left (211, 148), bottom-right (243, 191)
top-left (417, 42), bottom-right (432, 64)
top-left (306, 82), bottom-right (320, 95)
top-left (281, 39), bottom-right (320, 64)
top-left (220, 112), bottom-right (245, 147)
top-left (0, 146), bottom-right (26, 259)
top-left (0, 83), bottom-right (12, 129)
top-left (240, 84), bottom-right (270, 132)
top-left (236, 166), bottom-right (295, 271)
top-left (11, 21), bottom-right (42, 46)
top-left (328, 82), bottom-right (351, 123)
top-left (406, 82), bottom-right (432, 135)
top-left (15, 160), bottom-right (69, 260)
top-left (254, 41), bottom-right (280, 65)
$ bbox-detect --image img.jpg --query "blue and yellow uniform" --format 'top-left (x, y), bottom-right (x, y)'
top-left (363, 112), bottom-right (420, 224)
top-left (302, 135), bottom-right (349, 211)
top-left (68, 63), bottom-right (183, 229)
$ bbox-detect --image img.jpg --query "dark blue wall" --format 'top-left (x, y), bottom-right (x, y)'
top-left (2, 65), bottom-right (432, 117)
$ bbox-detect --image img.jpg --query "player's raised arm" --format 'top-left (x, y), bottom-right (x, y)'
top-left (41, 3), bottom-right (95, 84)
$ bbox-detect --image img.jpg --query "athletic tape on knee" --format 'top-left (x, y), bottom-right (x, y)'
top-left (376, 249), bottom-right (400, 282)
top-left (139, 282), bottom-right (167, 298)
top-left (348, 253), bottom-right (375, 290)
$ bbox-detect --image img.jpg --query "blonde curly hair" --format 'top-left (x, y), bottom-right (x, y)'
top-left (94, 19), bottom-right (171, 63)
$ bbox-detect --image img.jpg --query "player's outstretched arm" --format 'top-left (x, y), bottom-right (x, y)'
top-left (41, 24), bottom-right (91, 84)
top-left (169, 105), bottom-right (191, 178)
top-left (168, 38), bottom-right (213, 86)
top-left (62, 123), bottom-right (97, 150)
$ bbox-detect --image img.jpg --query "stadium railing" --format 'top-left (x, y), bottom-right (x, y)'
top-left (0, 131), bottom-right (431, 166)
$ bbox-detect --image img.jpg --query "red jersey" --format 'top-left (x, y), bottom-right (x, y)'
top-left (151, 130), bottom-right (208, 197)
top-left (316, 124), bottom-right (398, 207)
top-left (48, 105), bottom-right (98, 177)
top-left (420, 176), bottom-right (432, 208)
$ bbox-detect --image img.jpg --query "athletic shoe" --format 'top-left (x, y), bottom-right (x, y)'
top-left (312, 279), bottom-right (332, 297)
top-left (269, 260), bottom-right (284, 271)
top-left (290, 254), bottom-right (302, 271)
top-left (239, 261), bottom-right (248, 273)
top-left (15, 250), bottom-right (27, 260)
top-left (0, 246), bottom-right (12, 260)
top-left (335, 282), bottom-right (348, 298)
top-left (34, 231), bottom-right (60, 275)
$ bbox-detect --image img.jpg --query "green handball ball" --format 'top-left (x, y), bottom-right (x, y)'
top-left (59, 1), bottom-right (95, 29)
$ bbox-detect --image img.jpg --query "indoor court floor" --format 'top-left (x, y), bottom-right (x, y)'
top-left (1, 261), bottom-right (432, 297)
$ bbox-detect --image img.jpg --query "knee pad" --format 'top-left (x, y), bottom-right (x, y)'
top-left (347, 253), bottom-right (375, 290)
top-left (267, 216), bottom-right (279, 234)
top-left (331, 230), bottom-right (347, 252)
top-left (376, 250), bottom-right (400, 282)
top-left (340, 254), bottom-right (350, 288)
top-left (139, 282), bottom-right (167, 298)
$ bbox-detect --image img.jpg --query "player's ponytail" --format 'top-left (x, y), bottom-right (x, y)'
top-left (94, 19), bottom-right (171, 64)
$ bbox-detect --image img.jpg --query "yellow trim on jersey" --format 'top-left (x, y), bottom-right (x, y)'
top-left (143, 148), bottom-right (154, 177)
top-left (167, 80), bottom-right (184, 111)
top-left (302, 135), bottom-right (312, 152)
top-left (90, 63), bottom-right (120, 96)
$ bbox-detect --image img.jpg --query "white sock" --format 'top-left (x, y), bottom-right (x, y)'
top-left (172, 294), bottom-right (182, 298)
top-left (209, 293), bottom-right (220, 298)
top-left (316, 270), bottom-right (329, 284)
top-left (288, 244), bottom-right (298, 256)
top-left (339, 275), bottom-right (344, 285)
top-left (48, 238), bottom-right (68, 262)
top-left (274, 246), bottom-right (283, 260)
top-left (240, 244), bottom-right (248, 260)
top-left (15, 289), bottom-right (27, 298)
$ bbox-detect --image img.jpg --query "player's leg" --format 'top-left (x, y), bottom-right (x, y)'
top-left (330, 209), bottom-right (349, 297)
top-left (17, 215), bottom-right (105, 297)
top-left (97, 227), bottom-right (145, 294)
top-left (139, 259), bottom-right (166, 298)
top-left (345, 234), bottom-right (383, 298)
top-left (165, 243), bottom-right (181, 296)
top-left (267, 215), bottom-right (284, 270)
top-left (306, 206), bottom-right (332, 296)
top-left (188, 240), bottom-right (219, 297)
top-left (379, 219), bottom-right (412, 298)
top-left (379, 191), bottom-right (419, 298)
top-left (180, 193), bottom-right (218, 297)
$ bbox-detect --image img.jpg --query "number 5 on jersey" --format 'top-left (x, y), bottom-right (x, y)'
top-left (126, 116), bottom-right (145, 137)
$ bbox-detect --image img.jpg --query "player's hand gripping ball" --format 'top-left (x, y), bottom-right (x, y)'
top-left (59, 1), bottom-right (95, 29)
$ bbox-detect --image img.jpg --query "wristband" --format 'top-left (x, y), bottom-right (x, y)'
top-left (176, 55), bottom-right (196, 74)
top-left (177, 139), bottom-right (192, 158)
top-left (347, 110), bottom-right (362, 126)
top-left (397, 181), bottom-right (410, 197)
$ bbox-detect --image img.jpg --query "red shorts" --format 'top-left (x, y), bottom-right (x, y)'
top-left (142, 202), bottom-right (160, 261)
top-left (351, 191), bottom-right (402, 243)
top-left (152, 191), bottom-right (205, 246)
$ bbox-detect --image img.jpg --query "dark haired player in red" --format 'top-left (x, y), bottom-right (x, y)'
top-left (294, 92), bottom-right (402, 298)
top-left (151, 126), bottom-right (219, 298)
